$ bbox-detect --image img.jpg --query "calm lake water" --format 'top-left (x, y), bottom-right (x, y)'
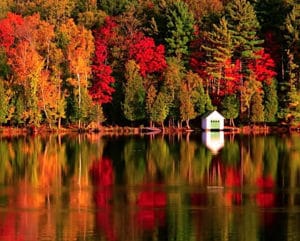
top-left (0, 132), bottom-right (300, 241)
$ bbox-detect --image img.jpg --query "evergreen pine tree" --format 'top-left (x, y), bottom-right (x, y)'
top-left (225, 0), bottom-right (264, 119)
top-left (202, 17), bottom-right (233, 96)
top-left (225, 0), bottom-right (263, 63)
top-left (253, 0), bottom-right (291, 33)
top-left (97, 0), bottom-right (137, 15)
top-left (194, 81), bottom-right (214, 116)
top-left (165, 1), bottom-right (195, 60)
top-left (263, 80), bottom-right (278, 122)
top-left (278, 3), bottom-right (300, 123)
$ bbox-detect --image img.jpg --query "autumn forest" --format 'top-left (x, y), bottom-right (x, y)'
top-left (0, 0), bottom-right (299, 129)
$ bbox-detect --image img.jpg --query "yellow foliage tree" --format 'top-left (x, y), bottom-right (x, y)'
top-left (59, 18), bottom-right (94, 127)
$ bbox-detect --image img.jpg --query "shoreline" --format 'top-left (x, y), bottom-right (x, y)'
top-left (0, 124), bottom-right (297, 137)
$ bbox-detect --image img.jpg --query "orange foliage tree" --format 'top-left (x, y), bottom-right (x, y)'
top-left (0, 13), bottom-right (65, 127)
top-left (59, 18), bottom-right (94, 128)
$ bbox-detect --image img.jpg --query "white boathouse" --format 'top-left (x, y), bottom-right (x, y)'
top-left (201, 110), bottom-right (225, 130)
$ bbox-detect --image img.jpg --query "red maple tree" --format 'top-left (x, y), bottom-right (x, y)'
top-left (129, 33), bottom-right (167, 77)
top-left (0, 13), bottom-right (24, 51)
top-left (248, 49), bottom-right (276, 85)
top-left (89, 17), bottom-right (116, 104)
top-left (221, 58), bottom-right (242, 96)
top-left (189, 38), bottom-right (210, 80)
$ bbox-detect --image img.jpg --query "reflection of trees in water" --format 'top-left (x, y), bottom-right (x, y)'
top-left (90, 157), bottom-right (116, 241)
top-left (2, 134), bottom-right (300, 240)
top-left (0, 134), bottom-right (105, 241)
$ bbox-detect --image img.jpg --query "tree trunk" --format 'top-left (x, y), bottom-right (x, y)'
top-left (177, 120), bottom-right (182, 129)
top-left (229, 118), bottom-right (235, 127)
top-left (186, 119), bottom-right (190, 129)
top-left (58, 117), bottom-right (61, 130)
top-left (77, 73), bottom-right (81, 129)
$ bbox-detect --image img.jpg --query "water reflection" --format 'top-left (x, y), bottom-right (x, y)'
top-left (0, 133), bottom-right (300, 240)
top-left (202, 131), bottom-right (224, 154)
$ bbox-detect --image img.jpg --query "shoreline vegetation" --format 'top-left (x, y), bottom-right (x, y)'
top-left (0, 123), bottom-right (298, 137)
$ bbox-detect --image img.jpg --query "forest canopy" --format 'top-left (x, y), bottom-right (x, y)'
top-left (0, 0), bottom-right (299, 129)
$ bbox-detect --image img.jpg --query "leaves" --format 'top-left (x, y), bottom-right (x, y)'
top-left (165, 1), bottom-right (195, 59)
top-left (0, 0), bottom-right (299, 126)
top-left (248, 49), bottom-right (277, 85)
top-left (123, 60), bottom-right (145, 121)
top-left (89, 18), bottom-right (116, 104)
top-left (129, 33), bottom-right (167, 77)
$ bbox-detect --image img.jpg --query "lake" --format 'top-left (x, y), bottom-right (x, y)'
top-left (0, 132), bottom-right (300, 241)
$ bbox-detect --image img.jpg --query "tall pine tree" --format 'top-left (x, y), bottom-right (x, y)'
top-left (225, 0), bottom-right (264, 120)
top-left (225, 0), bottom-right (263, 64)
top-left (165, 1), bottom-right (195, 60)
top-left (278, 3), bottom-right (300, 123)
top-left (202, 17), bottom-right (233, 96)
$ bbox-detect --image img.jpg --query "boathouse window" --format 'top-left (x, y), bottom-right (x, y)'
top-left (210, 120), bottom-right (220, 129)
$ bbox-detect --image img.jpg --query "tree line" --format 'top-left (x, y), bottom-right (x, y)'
top-left (0, 0), bottom-right (299, 129)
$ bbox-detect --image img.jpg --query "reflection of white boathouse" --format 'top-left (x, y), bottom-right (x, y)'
top-left (202, 131), bottom-right (225, 154)
top-left (201, 111), bottom-right (225, 154)
top-left (201, 110), bottom-right (225, 130)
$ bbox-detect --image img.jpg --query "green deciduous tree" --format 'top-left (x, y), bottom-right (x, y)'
top-left (0, 49), bottom-right (10, 79)
top-left (250, 91), bottom-right (264, 123)
top-left (145, 82), bottom-right (170, 128)
top-left (146, 84), bottom-right (156, 127)
top-left (123, 60), bottom-right (146, 122)
top-left (0, 78), bottom-right (11, 125)
top-left (12, 92), bottom-right (26, 126)
top-left (263, 80), bottom-right (278, 122)
top-left (163, 57), bottom-right (184, 126)
top-left (180, 71), bottom-right (205, 129)
top-left (149, 89), bottom-right (169, 129)
top-left (220, 94), bottom-right (239, 126)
